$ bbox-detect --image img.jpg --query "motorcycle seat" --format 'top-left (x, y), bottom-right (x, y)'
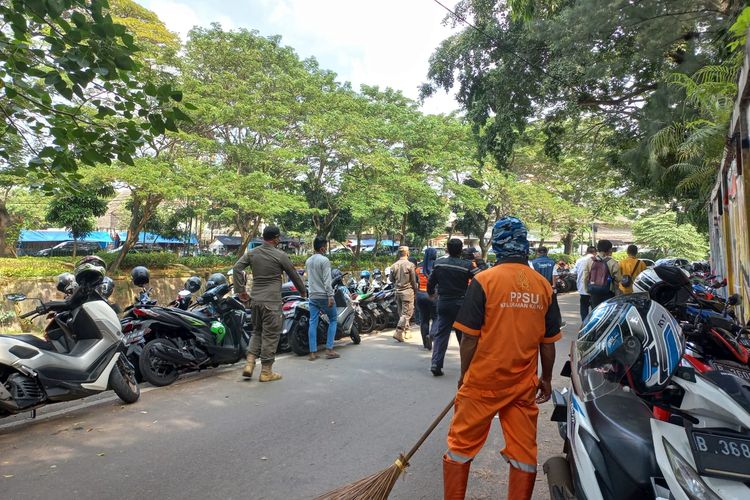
top-left (585, 390), bottom-right (660, 497)
top-left (4, 334), bottom-right (55, 351)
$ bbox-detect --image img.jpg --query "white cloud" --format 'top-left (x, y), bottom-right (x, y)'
top-left (138, 0), bottom-right (460, 114)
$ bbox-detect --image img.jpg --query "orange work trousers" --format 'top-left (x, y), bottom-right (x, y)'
top-left (446, 380), bottom-right (539, 473)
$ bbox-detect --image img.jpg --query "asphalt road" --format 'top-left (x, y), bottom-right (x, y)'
top-left (0, 293), bottom-right (581, 500)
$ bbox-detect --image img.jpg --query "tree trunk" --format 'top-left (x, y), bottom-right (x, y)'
top-left (400, 213), bottom-right (408, 247)
top-left (235, 216), bottom-right (262, 257)
top-left (110, 194), bottom-right (163, 273)
top-left (72, 237), bottom-right (78, 258)
top-left (355, 227), bottom-right (362, 260)
top-left (562, 231), bottom-right (575, 255)
top-left (0, 201), bottom-right (15, 257)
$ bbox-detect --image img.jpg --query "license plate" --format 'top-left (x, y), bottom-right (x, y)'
top-left (713, 362), bottom-right (750, 382)
top-left (690, 429), bottom-right (750, 480)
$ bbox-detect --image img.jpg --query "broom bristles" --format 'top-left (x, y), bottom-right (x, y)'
top-left (314, 456), bottom-right (407, 500)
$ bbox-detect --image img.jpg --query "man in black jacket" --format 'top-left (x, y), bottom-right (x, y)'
top-left (427, 238), bottom-right (478, 376)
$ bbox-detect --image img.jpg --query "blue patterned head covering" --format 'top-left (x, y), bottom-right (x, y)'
top-left (491, 217), bottom-right (529, 259)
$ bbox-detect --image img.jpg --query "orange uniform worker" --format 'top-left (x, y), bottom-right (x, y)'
top-left (443, 216), bottom-right (562, 500)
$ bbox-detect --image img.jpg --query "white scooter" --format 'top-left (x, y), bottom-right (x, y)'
top-left (1, 287), bottom-right (139, 418)
top-left (544, 295), bottom-right (750, 500)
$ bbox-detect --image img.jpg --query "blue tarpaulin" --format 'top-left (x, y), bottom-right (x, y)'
top-left (19, 230), bottom-right (112, 245)
top-left (118, 231), bottom-right (198, 245)
top-left (350, 239), bottom-right (399, 248)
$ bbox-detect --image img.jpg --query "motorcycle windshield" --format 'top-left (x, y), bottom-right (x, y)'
top-left (575, 305), bottom-right (644, 402)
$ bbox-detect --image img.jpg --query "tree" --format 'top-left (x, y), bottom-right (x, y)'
top-left (45, 185), bottom-right (112, 256)
top-left (0, 0), bottom-right (188, 179)
top-left (424, 0), bottom-right (745, 225)
top-left (633, 211), bottom-right (708, 260)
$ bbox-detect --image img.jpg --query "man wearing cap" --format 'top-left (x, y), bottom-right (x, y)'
top-left (233, 225), bottom-right (306, 382)
top-left (531, 246), bottom-right (556, 285)
top-left (391, 246), bottom-right (418, 342)
top-left (442, 217), bottom-right (562, 500)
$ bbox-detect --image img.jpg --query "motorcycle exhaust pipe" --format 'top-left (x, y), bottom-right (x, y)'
top-left (543, 455), bottom-right (575, 500)
top-left (152, 343), bottom-right (203, 367)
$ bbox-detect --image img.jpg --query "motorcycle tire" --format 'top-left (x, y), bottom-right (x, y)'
top-left (350, 324), bottom-right (361, 345)
top-left (289, 316), bottom-right (310, 356)
top-left (374, 312), bottom-right (387, 331)
top-left (358, 310), bottom-right (374, 334)
top-left (556, 280), bottom-right (570, 294)
top-left (139, 338), bottom-right (180, 387)
top-left (110, 357), bottom-right (140, 404)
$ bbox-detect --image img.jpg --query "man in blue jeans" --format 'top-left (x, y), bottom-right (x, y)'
top-left (426, 238), bottom-right (478, 376)
top-left (305, 236), bottom-right (340, 361)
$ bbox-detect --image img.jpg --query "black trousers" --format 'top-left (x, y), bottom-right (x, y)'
top-left (416, 291), bottom-right (436, 349)
top-left (579, 294), bottom-right (591, 322)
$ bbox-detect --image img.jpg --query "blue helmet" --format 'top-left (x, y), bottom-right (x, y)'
top-left (576, 294), bottom-right (684, 401)
top-left (491, 216), bottom-right (529, 259)
top-left (360, 270), bottom-right (371, 279)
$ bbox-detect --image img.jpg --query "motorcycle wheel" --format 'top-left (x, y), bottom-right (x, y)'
top-left (289, 317), bottom-right (310, 356)
top-left (110, 357), bottom-right (140, 404)
top-left (350, 324), bottom-right (361, 345)
top-left (139, 338), bottom-right (180, 387)
top-left (557, 280), bottom-right (570, 293)
top-left (374, 312), bottom-right (387, 331)
top-left (358, 310), bottom-right (374, 334)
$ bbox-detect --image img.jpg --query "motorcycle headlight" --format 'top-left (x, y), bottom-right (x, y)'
top-left (662, 438), bottom-right (720, 500)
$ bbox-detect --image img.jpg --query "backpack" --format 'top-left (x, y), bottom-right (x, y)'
top-left (588, 257), bottom-right (612, 295)
top-left (620, 259), bottom-right (641, 288)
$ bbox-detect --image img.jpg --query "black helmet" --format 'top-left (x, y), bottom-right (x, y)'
top-left (131, 266), bottom-right (150, 287)
top-left (74, 255), bottom-right (106, 287)
top-left (633, 265), bottom-right (690, 306)
top-left (97, 277), bottom-right (115, 298)
top-left (56, 272), bottom-right (77, 293)
top-left (331, 269), bottom-right (344, 283)
top-left (206, 273), bottom-right (227, 290)
top-left (184, 276), bottom-right (202, 293)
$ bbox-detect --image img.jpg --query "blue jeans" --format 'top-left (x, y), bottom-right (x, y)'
top-left (308, 298), bottom-right (337, 352)
top-left (431, 298), bottom-right (463, 370)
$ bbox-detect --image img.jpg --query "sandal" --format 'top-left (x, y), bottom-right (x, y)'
top-left (325, 351), bottom-right (340, 359)
top-left (308, 352), bottom-right (318, 361)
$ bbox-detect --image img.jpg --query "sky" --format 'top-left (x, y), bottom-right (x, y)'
top-left (134, 0), bottom-right (462, 114)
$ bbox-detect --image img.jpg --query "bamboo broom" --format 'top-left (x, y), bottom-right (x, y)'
top-left (315, 399), bottom-right (455, 500)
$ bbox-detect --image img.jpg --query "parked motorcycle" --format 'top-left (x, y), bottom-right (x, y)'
top-left (554, 269), bottom-right (578, 294)
top-left (544, 294), bottom-right (750, 500)
top-left (131, 276), bottom-right (249, 387)
top-left (285, 270), bottom-right (361, 355)
top-left (1, 284), bottom-right (140, 418)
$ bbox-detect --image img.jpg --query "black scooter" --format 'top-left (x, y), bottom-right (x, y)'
top-left (130, 282), bottom-right (248, 386)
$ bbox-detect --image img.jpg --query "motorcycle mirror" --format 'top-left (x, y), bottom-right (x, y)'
top-left (728, 294), bottom-right (740, 306)
top-left (5, 293), bottom-right (27, 302)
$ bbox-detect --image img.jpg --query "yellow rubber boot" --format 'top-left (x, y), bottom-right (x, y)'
top-left (242, 353), bottom-right (256, 379)
top-left (259, 363), bottom-right (282, 382)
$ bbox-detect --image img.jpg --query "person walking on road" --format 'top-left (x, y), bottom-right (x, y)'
top-left (443, 216), bottom-right (562, 500)
top-left (415, 248), bottom-right (438, 350)
top-left (391, 246), bottom-right (418, 343)
top-left (531, 246), bottom-right (556, 285)
top-left (582, 239), bottom-right (622, 309)
top-left (305, 236), bottom-right (339, 361)
top-left (427, 238), bottom-right (477, 376)
top-left (233, 226), bottom-right (307, 382)
top-left (574, 246), bottom-right (596, 321)
top-left (618, 244), bottom-right (647, 295)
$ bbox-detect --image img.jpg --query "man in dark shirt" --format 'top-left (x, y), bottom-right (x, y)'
top-left (426, 238), bottom-right (478, 376)
top-left (531, 246), bottom-right (555, 285)
top-left (233, 226), bottom-right (306, 382)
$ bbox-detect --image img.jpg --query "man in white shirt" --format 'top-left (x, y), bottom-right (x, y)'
top-left (574, 246), bottom-right (596, 321)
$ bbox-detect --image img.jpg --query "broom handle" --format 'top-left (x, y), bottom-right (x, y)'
top-left (403, 399), bottom-right (455, 463)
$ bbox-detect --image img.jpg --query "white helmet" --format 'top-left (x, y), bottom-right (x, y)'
top-left (633, 265), bottom-right (690, 306)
